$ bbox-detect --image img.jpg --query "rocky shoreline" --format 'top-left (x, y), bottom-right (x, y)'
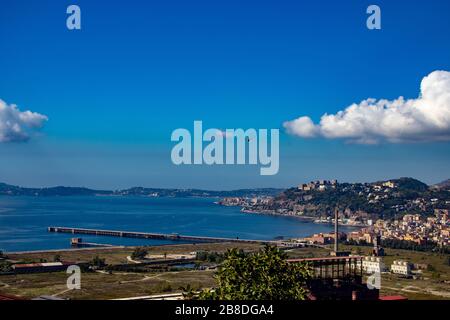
top-left (239, 207), bottom-right (366, 227)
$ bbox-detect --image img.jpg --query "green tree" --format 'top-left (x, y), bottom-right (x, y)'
top-left (197, 245), bottom-right (312, 300)
top-left (53, 254), bottom-right (62, 262)
top-left (179, 284), bottom-right (197, 299)
top-left (431, 272), bottom-right (441, 279)
top-left (0, 261), bottom-right (12, 273)
top-left (131, 247), bottom-right (148, 260)
top-left (90, 255), bottom-right (106, 268)
top-left (196, 251), bottom-right (207, 261)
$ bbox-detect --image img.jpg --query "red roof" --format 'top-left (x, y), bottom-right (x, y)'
top-left (0, 293), bottom-right (26, 300)
top-left (379, 295), bottom-right (408, 301)
top-left (13, 261), bottom-right (76, 269)
top-left (13, 263), bottom-right (43, 268)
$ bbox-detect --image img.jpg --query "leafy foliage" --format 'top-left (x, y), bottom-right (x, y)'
top-left (0, 261), bottom-right (13, 273)
top-left (381, 239), bottom-right (450, 254)
top-left (90, 255), bottom-right (106, 268)
top-left (131, 247), bottom-right (148, 260)
top-left (394, 177), bottom-right (429, 192)
top-left (179, 284), bottom-right (198, 299)
top-left (197, 246), bottom-right (312, 300)
top-left (196, 251), bottom-right (225, 263)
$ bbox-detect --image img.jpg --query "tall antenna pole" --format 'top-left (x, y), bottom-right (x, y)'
top-left (334, 207), bottom-right (339, 253)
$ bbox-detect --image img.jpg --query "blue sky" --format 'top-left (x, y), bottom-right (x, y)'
top-left (1, 0), bottom-right (450, 189)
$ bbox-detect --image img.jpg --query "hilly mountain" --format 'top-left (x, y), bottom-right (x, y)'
top-left (378, 177), bottom-right (429, 192)
top-left (0, 183), bottom-right (110, 196)
top-left (0, 182), bottom-right (282, 198)
top-left (116, 187), bottom-right (282, 198)
top-left (432, 179), bottom-right (450, 190)
top-left (237, 177), bottom-right (450, 219)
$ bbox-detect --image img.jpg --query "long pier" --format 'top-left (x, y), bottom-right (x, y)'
top-left (48, 226), bottom-right (281, 245)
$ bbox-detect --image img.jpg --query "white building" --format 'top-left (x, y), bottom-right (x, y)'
top-left (361, 256), bottom-right (385, 274)
top-left (382, 181), bottom-right (396, 188)
top-left (391, 260), bottom-right (411, 275)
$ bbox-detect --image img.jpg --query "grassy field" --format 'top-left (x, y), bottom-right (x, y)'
top-left (1, 242), bottom-right (262, 300)
top-left (0, 270), bottom-right (217, 300)
top-left (6, 242), bottom-right (263, 265)
top-left (1, 243), bottom-right (449, 300)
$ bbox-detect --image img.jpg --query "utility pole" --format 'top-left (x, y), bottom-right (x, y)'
top-left (334, 207), bottom-right (339, 253)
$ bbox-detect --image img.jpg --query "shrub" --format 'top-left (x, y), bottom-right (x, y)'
top-left (131, 247), bottom-right (148, 260)
top-left (197, 245), bottom-right (312, 300)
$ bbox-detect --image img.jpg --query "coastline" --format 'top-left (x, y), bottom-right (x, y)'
top-left (240, 208), bottom-right (315, 221)
top-left (239, 208), bottom-right (366, 228)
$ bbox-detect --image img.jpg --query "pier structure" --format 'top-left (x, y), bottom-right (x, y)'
top-left (70, 237), bottom-right (115, 248)
top-left (48, 226), bottom-right (282, 245)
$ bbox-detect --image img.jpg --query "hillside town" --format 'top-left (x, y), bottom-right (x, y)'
top-left (348, 209), bottom-right (449, 247)
top-left (219, 178), bottom-right (450, 249)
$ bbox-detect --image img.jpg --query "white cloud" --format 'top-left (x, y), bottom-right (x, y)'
top-left (283, 70), bottom-right (450, 144)
top-left (0, 99), bottom-right (48, 142)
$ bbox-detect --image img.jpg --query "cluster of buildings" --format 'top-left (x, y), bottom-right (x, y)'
top-left (363, 204), bottom-right (446, 247)
top-left (347, 209), bottom-right (449, 247)
top-left (313, 213), bottom-right (366, 227)
top-left (298, 180), bottom-right (338, 192)
top-left (347, 229), bottom-right (377, 244)
top-left (219, 179), bottom-right (449, 249)
top-left (222, 176), bottom-right (450, 221)
top-left (301, 232), bottom-right (347, 245)
top-left (300, 220), bottom-right (423, 279)
top-left (218, 196), bottom-right (272, 207)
